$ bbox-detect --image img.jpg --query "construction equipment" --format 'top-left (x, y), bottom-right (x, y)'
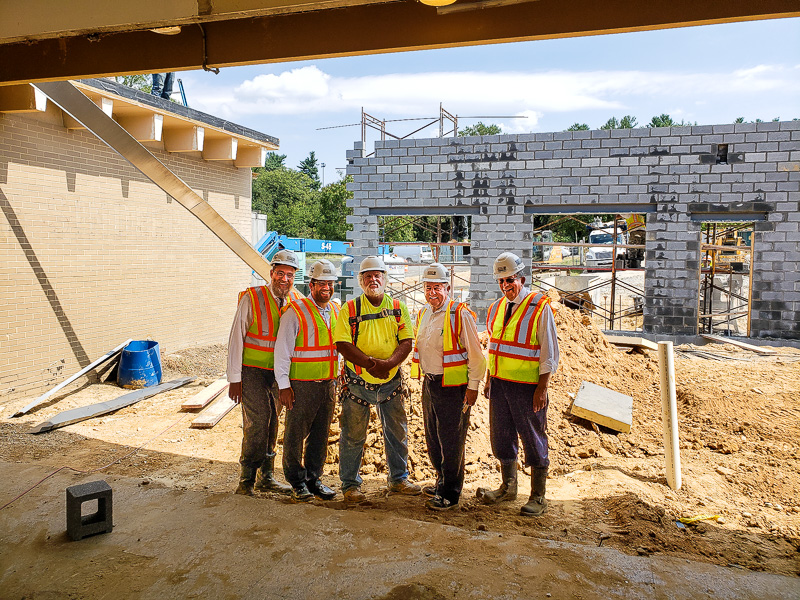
top-left (254, 231), bottom-right (350, 282)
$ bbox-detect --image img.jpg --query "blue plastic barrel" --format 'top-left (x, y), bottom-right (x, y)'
top-left (117, 340), bottom-right (162, 389)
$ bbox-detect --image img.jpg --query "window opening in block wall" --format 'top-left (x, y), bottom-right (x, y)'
top-left (528, 213), bottom-right (647, 333)
top-left (375, 214), bottom-right (471, 314)
top-left (716, 143), bottom-right (729, 165)
top-left (698, 221), bottom-right (753, 336)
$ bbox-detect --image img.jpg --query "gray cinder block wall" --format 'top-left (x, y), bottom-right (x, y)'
top-left (345, 122), bottom-right (800, 341)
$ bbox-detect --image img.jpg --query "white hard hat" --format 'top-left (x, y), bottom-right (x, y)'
top-left (308, 259), bottom-right (337, 281)
top-left (359, 255), bottom-right (387, 273)
top-left (272, 249), bottom-right (300, 270)
top-left (493, 252), bottom-right (525, 280)
top-left (422, 262), bottom-right (449, 283)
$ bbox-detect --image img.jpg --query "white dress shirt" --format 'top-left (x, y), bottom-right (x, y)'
top-left (416, 298), bottom-right (487, 390)
top-left (273, 296), bottom-right (333, 390)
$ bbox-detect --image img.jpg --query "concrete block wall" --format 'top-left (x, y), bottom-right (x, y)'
top-left (345, 122), bottom-right (800, 340)
top-left (0, 110), bottom-right (253, 396)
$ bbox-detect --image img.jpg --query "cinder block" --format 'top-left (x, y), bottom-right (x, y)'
top-left (66, 480), bottom-right (113, 541)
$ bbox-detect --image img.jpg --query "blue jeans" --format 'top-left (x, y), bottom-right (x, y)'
top-left (339, 371), bottom-right (409, 492)
top-left (151, 73), bottom-right (174, 99)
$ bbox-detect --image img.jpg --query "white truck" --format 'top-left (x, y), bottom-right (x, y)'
top-left (584, 224), bottom-right (626, 268)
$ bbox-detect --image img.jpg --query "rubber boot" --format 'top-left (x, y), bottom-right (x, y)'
top-left (235, 465), bottom-right (256, 496)
top-left (254, 454), bottom-right (292, 495)
top-left (520, 467), bottom-right (548, 517)
top-left (478, 461), bottom-right (518, 504)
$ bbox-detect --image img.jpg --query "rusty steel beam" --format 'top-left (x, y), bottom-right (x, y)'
top-left (1, 0), bottom-right (798, 85)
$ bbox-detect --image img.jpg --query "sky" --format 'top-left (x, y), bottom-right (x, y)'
top-left (176, 17), bottom-right (800, 183)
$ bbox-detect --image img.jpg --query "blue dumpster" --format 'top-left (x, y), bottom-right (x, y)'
top-left (117, 340), bottom-right (162, 389)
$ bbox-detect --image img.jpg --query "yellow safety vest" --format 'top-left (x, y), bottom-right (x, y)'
top-left (486, 292), bottom-right (550, 384)
top-left (411, 300), bottom-right (471, 387)
top-left (241, 286), bottom-right (304, 371)
top-left (287, 298), bottom-right (340, 381)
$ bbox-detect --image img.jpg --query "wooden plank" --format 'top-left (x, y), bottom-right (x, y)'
top-left (701, 334), bottom-right (776, 354)
top-left (570, 381), bottom-right (633, 434)
top-left (182, 379), bottom-right (228, 410)
top-left (190, 396), bottom-right (237, 429)
top-left (605, 335), bottom-right (658, 351)
top-left (28, 377), bottom-right (194, 434)
top-left (13, 338), bottom-right (134, 417)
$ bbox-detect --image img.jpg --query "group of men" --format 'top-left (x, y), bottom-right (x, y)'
top-left (226, 248), bottom-right (559, 516)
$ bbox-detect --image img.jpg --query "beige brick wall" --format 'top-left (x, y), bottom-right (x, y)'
top-left (0, 109), bottom-right (254, 397)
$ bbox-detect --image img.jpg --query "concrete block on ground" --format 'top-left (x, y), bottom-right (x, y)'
top-left (66, 480), bottom-right (113, 541)
top-left (571, 381), bottom-right (633, 434)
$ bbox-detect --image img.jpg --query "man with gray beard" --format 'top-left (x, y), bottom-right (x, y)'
top-left (333, 256), bottom-right (420, 503)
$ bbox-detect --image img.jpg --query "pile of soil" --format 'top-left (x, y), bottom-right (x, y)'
top-left (1, 298), bottom-right (798, 576)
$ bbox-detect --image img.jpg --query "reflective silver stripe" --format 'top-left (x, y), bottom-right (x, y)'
top-left (253, 287), bottom-right (270, 335)
top-left (514, 293), bottom-right (542, 344)
top-left (294, 300), bottom-right (320, 347)
top-left (443, 351), bottom-right (468, 365)
top-left (487, 300), bottom-right (500, 327)
top-left (490, 341), bottom-right (540, 359)
top-left (294, 349), bottom-right (333, 359)
top-left (245, 337), bottom-right (275, 349)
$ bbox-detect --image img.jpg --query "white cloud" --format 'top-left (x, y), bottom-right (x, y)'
top-left (188, 64), bottom-right (799, 123)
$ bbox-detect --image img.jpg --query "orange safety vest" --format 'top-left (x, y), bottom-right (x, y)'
top-left (240, 286), bottom-right (304, 371)
top-left (410, 300), bottom-right (472, 387)
top-left (286, 297), bottom-right (340, 381)
top-left (486, 292), bottom-right (551, 384)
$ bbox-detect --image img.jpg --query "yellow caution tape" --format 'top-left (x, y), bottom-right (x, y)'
top-left (678, 514), bottom-right (720, 524)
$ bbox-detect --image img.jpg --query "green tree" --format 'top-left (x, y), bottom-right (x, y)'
top-left (601, 115), bottom-right (638, 130)
top-left (298, 151), bottom-right (321, 190)
top-left (600, 117), bottom-right (620, 130)
top-left (567, 123), bottom-right (590, 131)
top-left (458, 122), bottom-right (502, 136)
top-left (648, 114), bottom-right (676, 128)
top-left (252, 168), bottom-right (319, 238)
top-left (263, 152), bottom-right (287, 171)
top-left (734, 117), bottom-right (745, 124)
top-left (316, 176), bottom-right (353, 241)
top-left (115, 75), bottom-right (151, 93)
top-left (379, 217), bottom-right (414, 243)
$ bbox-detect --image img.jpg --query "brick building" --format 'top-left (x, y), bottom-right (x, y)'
top-left (345, 122), bottom-right (800, 342)
top-left (0, 79), bottom-right (277, 396)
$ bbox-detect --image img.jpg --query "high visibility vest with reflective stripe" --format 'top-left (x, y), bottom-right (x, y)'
top-left (487, 292), bottom-right (550, 384)
top-left (411, 300), bottom-right (470, 387)
top-left (346, 296), bottom-right (403, 377)
top-left (241, 287), bottom-right (303, 371)
top-left (288, 298), bottom-right (340, 381)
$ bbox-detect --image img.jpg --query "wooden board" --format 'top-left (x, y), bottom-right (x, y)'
top-left (701, 334), bottom-right (776, 354)
top-left (605, 335), bottom-right (658, 351)
top-left (190, 396), bottom-right (237, 429)
top-left (28, 377), bottom-right (194, 434)
top-left (570, 380), bottom-right (633, 434)
top-left (181, 379), bottom-right (228, 410)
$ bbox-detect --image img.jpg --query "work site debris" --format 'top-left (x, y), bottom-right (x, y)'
top-left (570, 381), bottom-right (633, 433)
top-left (701, 334), bottom-right (776, 355)
top-left (182, 379), bottom-right (229, 410)
top-left (191, 396), bottom-right (237, 429)
top-left (28, 377), bottom-right (194, 434)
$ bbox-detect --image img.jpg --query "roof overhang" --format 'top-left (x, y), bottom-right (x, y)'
top-left (0, 79), bottom-right (278, 167)
top-left (0, 0), bottom-right (798, 85)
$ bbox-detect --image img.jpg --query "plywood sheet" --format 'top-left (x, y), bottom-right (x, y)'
top-left (570, 380), bottom-right (633, 433)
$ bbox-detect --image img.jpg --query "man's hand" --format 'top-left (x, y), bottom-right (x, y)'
top-left (463, 388), bottom-right (478, 413)
top-left (532, 386), bottom-right (548, 412)
top-left (229, 381), bottom-right (243, 404)
top-left (366, 358), bottom-right (392, 380)
top-left (483, 378), bottom-right (491, 399)
top-left (279, 387), bottom-right (295, 410)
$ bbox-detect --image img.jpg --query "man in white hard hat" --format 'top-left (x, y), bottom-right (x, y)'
top-left (274, 259), bottom-right (340, 502)
top-left (333, 255), bottom-right (420, 502)
top-left (477, 252), bottom-right (559, 516)
top-left (410, 263), bottom-right (486, 510)
top-left (227, 249), bottom-right (303, 496)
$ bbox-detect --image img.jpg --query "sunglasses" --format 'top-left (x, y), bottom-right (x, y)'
top-left (498, 276), bottom-right (519, 285)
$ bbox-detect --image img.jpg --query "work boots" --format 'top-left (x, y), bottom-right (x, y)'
top-left (520, 467), bottom-right (548, 517)
top-left (234, 465), bottom-right (256, 496)
top-left (478, 461), bottom-right (518, 504)
top-left (254, 454), bottom-right (292, 495)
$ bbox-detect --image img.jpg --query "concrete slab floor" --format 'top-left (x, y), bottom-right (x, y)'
top-left (0, 462), bottom-right (797, 600)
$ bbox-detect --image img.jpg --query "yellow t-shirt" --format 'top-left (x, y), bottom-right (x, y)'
top-left (333, 294), bottom-right (413, 384)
